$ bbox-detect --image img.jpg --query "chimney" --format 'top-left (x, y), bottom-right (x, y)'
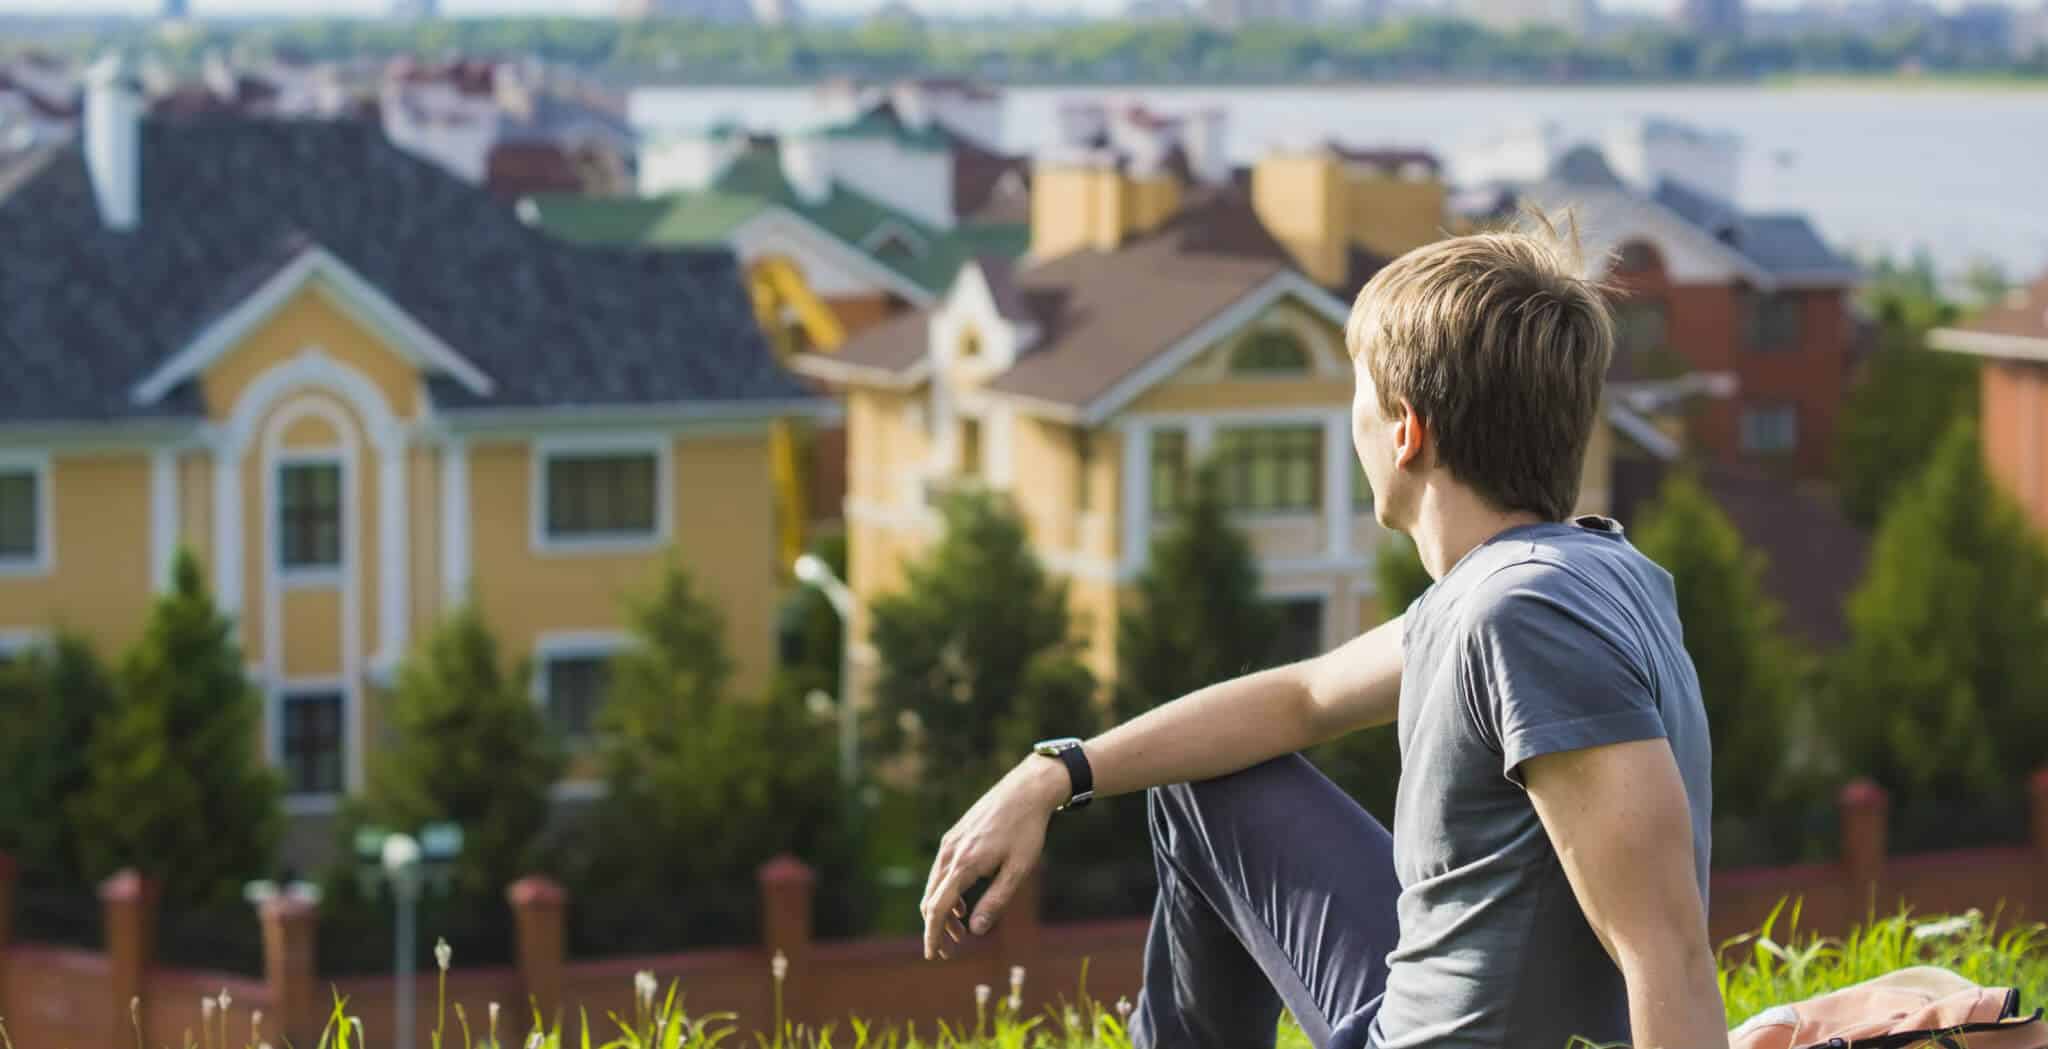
top-left (84, 54), bottom-right (141, 233)
top-left (1030, 147), bottom-right (1141, 262)
top-left (779, 135), bottom-right (832, 206)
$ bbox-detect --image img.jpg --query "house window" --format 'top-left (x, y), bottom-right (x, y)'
top-left (1739, 403), bottom-right (1800, 454)
top-left (1268, 596), bottom-right (1325, 665)
top-left (1150, 430), bottom-right (1190, 515)
top-left (1230, 331), bottom-right (1312, 375)
top-left (958, 418), bottom-right (983, 478)
top-left (278, 461), bottom-right (343, 572)
top-left (280, 690), bottom-right (345, 797)
top-left (0, 465), bottom-right (42, 566)
top-left (1613, 299), bottom-right (1669, 357)
top-left (959, 327), bottom-right (982, 359)
top-left (1352, 456), bottom-right (1374, 512)
top-left (541, 653), bottom-right (609, 745)
top-left (1744, 291), bottom-right (1802, 352)
top-left (1215, 426), bottom-right (1322, 513)
top-left (543, 451), bottom-right (659, 541)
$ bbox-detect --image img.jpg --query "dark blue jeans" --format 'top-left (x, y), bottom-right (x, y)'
top-left (1129, 754), bottom-right (1403, 1049)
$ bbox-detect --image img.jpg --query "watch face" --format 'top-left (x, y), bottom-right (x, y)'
top-left (1034, 737), bottom-right (1079, 756)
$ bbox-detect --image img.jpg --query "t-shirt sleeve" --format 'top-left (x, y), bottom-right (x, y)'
top-left (1461, 564), bottom-right (1666, 785)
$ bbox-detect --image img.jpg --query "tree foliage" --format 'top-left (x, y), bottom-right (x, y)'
top-left (1630, 471), bottom-right (1811, 827)
top-left (1115, 464), bottom-right (1281, 722)
top-left (868, 488), bottom-right (1101, 846)
top-left (0, 635), bottom-right (117, 885)
top-left (352, 604), bottom-right (564, 899)
top-left (1836, 278), bottom-right (1977, 529)
top-left (69, 552), bottom-right (282, 909)
top-left (567, 560), bottom-right (858, 950)
top-left (1832, 421), bottom-right (2048, 822)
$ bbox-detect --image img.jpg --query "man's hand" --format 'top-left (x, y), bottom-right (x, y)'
top-left (919, 753), bottom-right (1071, 961)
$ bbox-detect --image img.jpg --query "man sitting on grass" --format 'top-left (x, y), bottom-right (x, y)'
top-left (918, 220), bottom-right (1730, 1049)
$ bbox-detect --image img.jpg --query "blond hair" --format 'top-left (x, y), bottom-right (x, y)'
top-left (1345, 215), bottom-right (1614, 521)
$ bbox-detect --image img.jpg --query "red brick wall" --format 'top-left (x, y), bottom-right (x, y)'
top-left (1608, 243), bottom-right (1852, 479)
top-left (1983, 360), bottom-right (2048, 530)
top-left (5, 774), bottom-right (2043, 1046)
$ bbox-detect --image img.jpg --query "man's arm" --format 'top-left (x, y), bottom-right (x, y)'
top-left (1522, 739), bottom-right (1729, 1049)
top-left (916, 613), bottom-right (1406, 960)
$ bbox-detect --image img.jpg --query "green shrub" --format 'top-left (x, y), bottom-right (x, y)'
top-left (562, 559), bottom-right (862, 952)
top-left (0, 633), bottom-right (117, 885)
top-left (69, 551), bottom-right (282, 910)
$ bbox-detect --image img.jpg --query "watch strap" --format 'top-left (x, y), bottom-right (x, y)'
top-left (1049, 742), bottom-right (1093, 811)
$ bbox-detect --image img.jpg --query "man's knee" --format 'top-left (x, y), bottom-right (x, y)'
top-left (1147, 757), bottom-right (1310, 849)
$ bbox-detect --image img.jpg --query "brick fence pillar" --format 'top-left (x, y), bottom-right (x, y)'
top-left (1839, 778), bottom-right (1890, 910)
top-left (0, 852), bottom-right (15, 1006)
top-left (758, 856), bottom-right (816, 1025)
top-left (506, 876), bottom-right (567, 1022)
top-left (993, 864), bottom-right (1042, 963)
top-left (259, 894), bottom-right (320, 1048)
top-left (100, 870), bottom-right (161, 1040)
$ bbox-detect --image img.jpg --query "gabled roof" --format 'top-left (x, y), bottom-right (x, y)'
top-left (805, 188), bottom-right (1340, 422)
top-left (1650, 179), bottom-right (1859, 286)
top-left (811, 101), bottom-right (952, 151)
top-left (0, 117), bottom-right (814, 425)
top-left (526, 142), bottom-right (1030, 300)
top-left (1930, 272), bottom-right (2048, 359)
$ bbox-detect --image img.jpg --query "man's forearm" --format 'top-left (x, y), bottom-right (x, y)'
top-left (1624, 947), bottom-right (1730, 1049)
top-left (1068, 614), bottom-right (1406, 801)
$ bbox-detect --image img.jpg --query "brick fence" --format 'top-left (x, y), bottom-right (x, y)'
top-left (4, 773), bottom-right (2046, 1048)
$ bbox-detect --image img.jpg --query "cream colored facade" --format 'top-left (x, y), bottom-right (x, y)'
top-left (840, 265), bottom-right (1618, 690)
top-left (0, 251), bottom-right (792, 811)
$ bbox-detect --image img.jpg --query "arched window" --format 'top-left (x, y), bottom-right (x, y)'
top-left (1230, 331), bottom-right (1311, 375)
top-left (958, 326), bottom-right (982, 359)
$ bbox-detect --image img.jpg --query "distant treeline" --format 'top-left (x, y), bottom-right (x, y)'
top-left (12, 16), bottom-right (2048, 85)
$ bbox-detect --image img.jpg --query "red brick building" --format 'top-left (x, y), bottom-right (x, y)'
top-left (1932, 272), bottom-right (2048, 529)
top-left (1521, 149), bottom-right (1861, 479)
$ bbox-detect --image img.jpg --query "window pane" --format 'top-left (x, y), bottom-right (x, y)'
top-left (545, 656), bottom-right (609, 741)
top-left (279, 463), bottom-right (343, 570)
top-left (281, 691), bottom-right (345, 796)
top-left (0, 471), bottom-right (36, 559)
top-left (546, 454), bottom-right (659, 538)
top-left (1231, 332), bottom-right (1311, 375)
top-left (1267, 598), bottom-right (1325, 665)
top-left (1352, 457), bottom-right (1374, 511)
top-left (1151, 431), bottom-right (1188, 514)
top-left (1074, 431), bottom-right (1093, 512)
top-left (1615, 299), bottom-right (1669, 355)
top-left (1216, 426), bottom-right (1322, 512)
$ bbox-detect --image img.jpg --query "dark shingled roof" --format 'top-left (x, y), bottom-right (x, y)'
top-left (0, 117), bottom-right (812, 425)
top-left (828, 187), bottom-right (1300, 412)
top-left (1651, 179), bottom-right (1859, 284)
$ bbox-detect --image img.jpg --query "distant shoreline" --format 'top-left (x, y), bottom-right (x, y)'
top-left (628, 74), bottom-right (2048, 93)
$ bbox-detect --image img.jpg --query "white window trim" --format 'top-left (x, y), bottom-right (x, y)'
top-left (272, 450), bottom-right (349, 590)
top-left (532, 630), bottom-right (631, 753)
top-left (272, 676), bottom-right (353, 815)
top-left (0, 451), bottom-right (54, 577)
top-left (530, 434), bottom-right (674, 555)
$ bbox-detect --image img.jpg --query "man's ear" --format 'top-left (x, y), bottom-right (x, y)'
top-left (1395, 398), bottom-right (1429, 470)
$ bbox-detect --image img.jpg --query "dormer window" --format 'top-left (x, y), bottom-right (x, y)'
top-left (1230, 331), bottom-right (1311, 375)
top-left (959, 327), bottom-right (982, 360)
top-left (862, 220), bottom-right (927, 262)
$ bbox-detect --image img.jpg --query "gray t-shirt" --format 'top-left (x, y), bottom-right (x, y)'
top-left (1366, 517), bottom-right (1713, 1049)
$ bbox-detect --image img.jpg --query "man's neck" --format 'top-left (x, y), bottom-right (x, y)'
top-left (1410, 488), bottom-right (1550, 580)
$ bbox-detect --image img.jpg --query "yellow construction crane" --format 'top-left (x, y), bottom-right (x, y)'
top-left (748, 256), bottom-right (850, 577)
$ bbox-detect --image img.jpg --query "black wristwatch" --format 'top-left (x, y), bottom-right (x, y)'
top-left (1033, 737), bottom-right (1094, 812)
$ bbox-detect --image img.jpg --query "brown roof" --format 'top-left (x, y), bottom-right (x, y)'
top-left (975, 254), bottom-right (1034, 325)
top-left (825, 188), bottom-right (1299, 413)
top-left (949, 131), bottom-right (1030, 221)
top-left (1959, 271), bottom-right (2048, 342)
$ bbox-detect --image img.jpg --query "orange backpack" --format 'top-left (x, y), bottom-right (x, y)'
top-left (1731, 967), bottom-right (2048, 1049)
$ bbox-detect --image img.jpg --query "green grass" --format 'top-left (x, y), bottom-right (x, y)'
top-left (8, 913), bottom-right (2041, 1049)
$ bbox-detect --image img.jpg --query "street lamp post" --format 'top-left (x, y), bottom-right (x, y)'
top-left (355, 823), bottom-right (464, 1049)
top-left (794, 552), bottom-right (858, 789)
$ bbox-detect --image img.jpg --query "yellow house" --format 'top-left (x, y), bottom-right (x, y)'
top-left (0, 74), bottom-right (826, 843)
top-left (797, 157), bottom-right (1645, 689)
top-left (798, 183), bottom-right (1622, 689)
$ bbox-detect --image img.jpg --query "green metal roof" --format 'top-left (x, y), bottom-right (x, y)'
top-left (526, 143), bottom-right (1027, 299)
top-left (808, 106), bottom-right (952, 152)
